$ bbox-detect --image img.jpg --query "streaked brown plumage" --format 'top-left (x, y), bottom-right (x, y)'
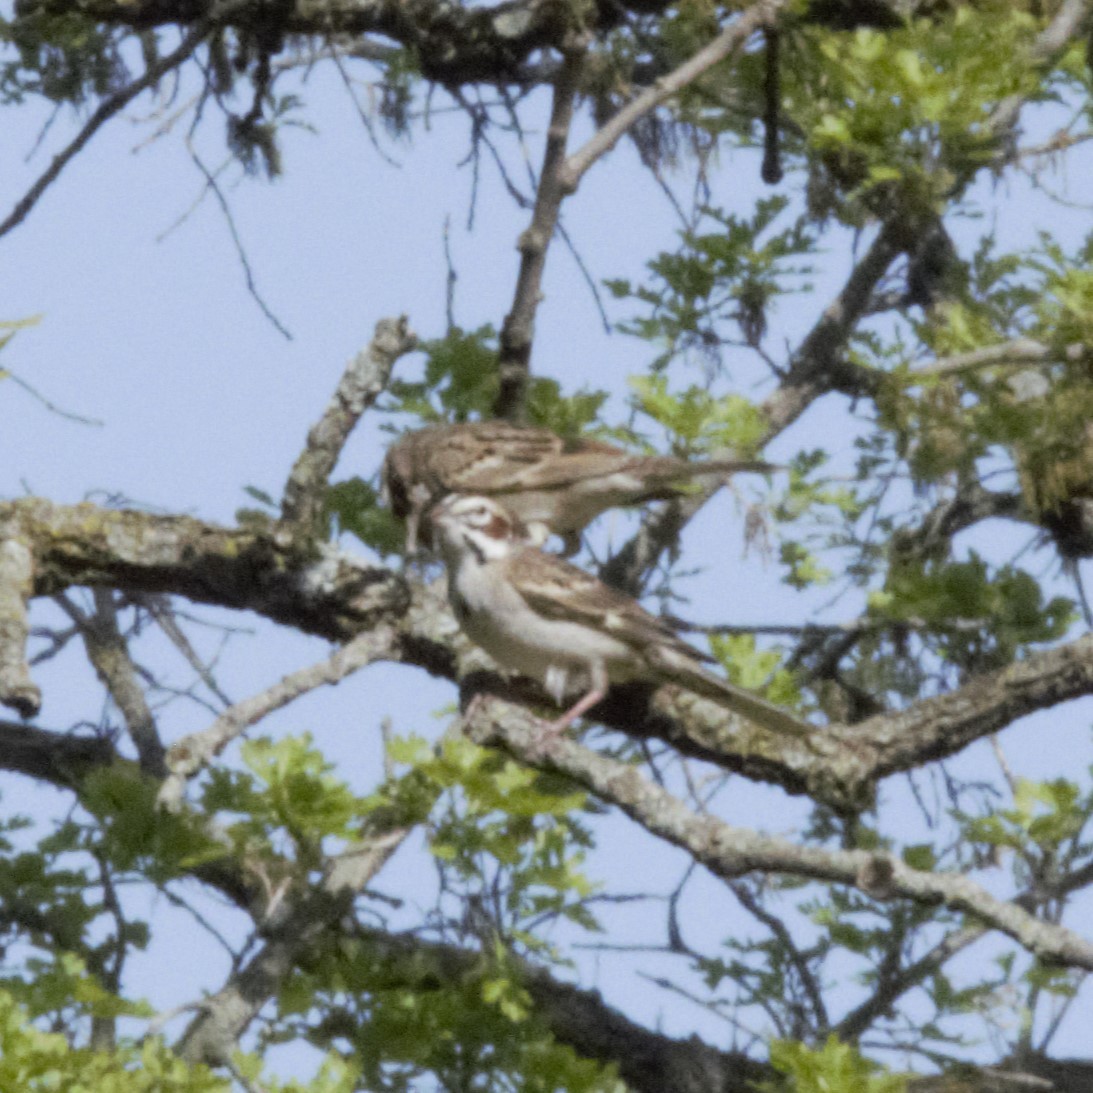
top-left (430, 494), bottom-right (812, 740)
top-left (383, 421), bottom-right (777, 554)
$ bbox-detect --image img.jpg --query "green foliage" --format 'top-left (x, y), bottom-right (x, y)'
top-left (204, 733), bottom-right (371, 865)
top-left (385, 326), bottom-right (501, 421)
top-left (1, 950), bottom-right (152, 1028)
top-left (231, 1050), bottom-right (362, 1093)
top-left (81, 765), bottom-right (226, 879)
top-left (1, 13), bottom-right (124, 105)
top-left (872, 554), bottom-right (1072, 672)
top-left (767, 1036), bottom-right (906, 1093)
top-left (956, 775), bottom-right (1091, 862)
top-left (0, 988), bottom-right (226, 1091)
top-left (283, 944), bottom-right (624, 1093)
top-left (382, 734), bottom-right (597, 948)
top-left (608, 197), bottom-right (815, 366)
top-left (788, 6), bottom-right (1046, 221)
top-left (3, 0), bottom-right (1093, 1085)
top-left (708, 633), bottom-right (801, 708)
top-left (384, 326), bottom-right (610, 437)
top-left (250, 734), bottom-right (621, 1090)
top-left (629, 373), bottom-right (767, 454)
top-left (324, 476), bottom-right (405, 556)
top-left (525, 377), bottom-right (608, 438)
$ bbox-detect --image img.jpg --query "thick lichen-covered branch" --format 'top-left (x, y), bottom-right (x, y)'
top-left (0, 538), bottom-right (40, 716)
top-left (0, 497), bottom-right (407, 640)
top-left (10, 496), bottom-right (1093, 810)
top-left (467, 696), bottom-right (1093, 971)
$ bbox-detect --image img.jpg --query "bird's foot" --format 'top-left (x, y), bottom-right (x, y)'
top-left (527, 715), bottom-right (570, 757)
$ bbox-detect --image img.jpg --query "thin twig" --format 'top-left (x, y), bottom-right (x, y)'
top-left (158, 625), bottom-right (398, 809)
top-left (185, 141), bottom-right (293, 340)
top-left (1, 367), bottom-right (104, 426)
top-left (559, 0), bottom-right (786, 191)
top-left (0, 5), bottom-right (246, 239)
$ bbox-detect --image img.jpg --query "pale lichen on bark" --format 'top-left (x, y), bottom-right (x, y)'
top-left (0, 537), bottom-right (41, 716)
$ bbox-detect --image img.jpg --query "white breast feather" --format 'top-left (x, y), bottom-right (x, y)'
top-left (450, 555), bottom-right (634, 696)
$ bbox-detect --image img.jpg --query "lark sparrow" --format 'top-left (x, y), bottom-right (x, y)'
top-left (383, 421), bottom-right (777, 554)
top-left (429, 494), bottom-right (812, 740)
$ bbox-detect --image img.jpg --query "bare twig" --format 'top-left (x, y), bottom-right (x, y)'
top-left (729, 879), bottom-right (828, 1034)
top-left (56, 589), bottom-right (167, 774)
top-left (185, 142), bottom-right (294, 340)
top-left (835, 922), bottom-right (984, 1040)
top-left (279, 315), bottom-right (417, 527)
top-left (131, 593), bottom-right (232, 706)
top-left (0, 3), bottom-right (247, 240)
top-left (559, 0), bottom-right (787, 191)
top-left (158, 624), bottom-right (398, 808)
top-left (1, 367), bottom-right (105, 426)
top-left (0, 539), bottom-right (41, 717)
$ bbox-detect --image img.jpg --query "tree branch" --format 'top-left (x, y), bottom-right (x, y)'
top-left (158, 625), bottom-right (398, 808)
top-left (0, 0), bottom-right (249, 240)
top-left (833, 632), bottom-right (1093, 785)
top-left (905, 339), bottom-right (1086, 381)
top-left (12, 495), bottom-right (1093, 812)
top-left (600, 222), bottom-right (900, 594)
top-left (494, 41), bottom-right (586, 421)
top-left (280, 316), bottom-right (417, 527)
top-left (0, 718), bottom-right (117, 788)
top-left (466, 695), bottom-right (1093, 971)
top-left (987, 0), bottom-right (1093, 143)
top-left (559, 0), bottom-right (787, 192)
top-left (0, 497), bottom-right (407, 640)
top-left (56, 589), bottom-right (167, 775)
top-left (175, 827), bottom-right (409, 1065)
top-left (834, 923), bottom-right (985, 1040)
top-left (0, 538), bottom-right (41, 716)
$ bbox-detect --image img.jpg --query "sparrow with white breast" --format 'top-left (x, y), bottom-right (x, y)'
top-left (429, 494), bottom-right (812, 740)
top-left (383, 420), bottom-right (777, 555)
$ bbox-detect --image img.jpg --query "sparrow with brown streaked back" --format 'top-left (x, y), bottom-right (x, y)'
top-left (383, 420), bottom-right (778, 555)
top-left (429, 493), bottom-right (812, 740)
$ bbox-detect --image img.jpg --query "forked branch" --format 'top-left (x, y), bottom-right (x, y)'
top-left (467, 695), bottom-right (1093, 970)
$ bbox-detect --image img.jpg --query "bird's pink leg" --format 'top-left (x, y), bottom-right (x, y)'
top-left (542, 685), bottom-right (607, 739)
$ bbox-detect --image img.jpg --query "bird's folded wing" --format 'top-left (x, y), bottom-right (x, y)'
top-left (507, 549), bottom-right (715, 658)
top-left (508, 550), bottom-right (813, 739)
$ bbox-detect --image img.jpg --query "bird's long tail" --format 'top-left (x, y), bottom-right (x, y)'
top-left (648, 646), bottom-right (813, 739)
